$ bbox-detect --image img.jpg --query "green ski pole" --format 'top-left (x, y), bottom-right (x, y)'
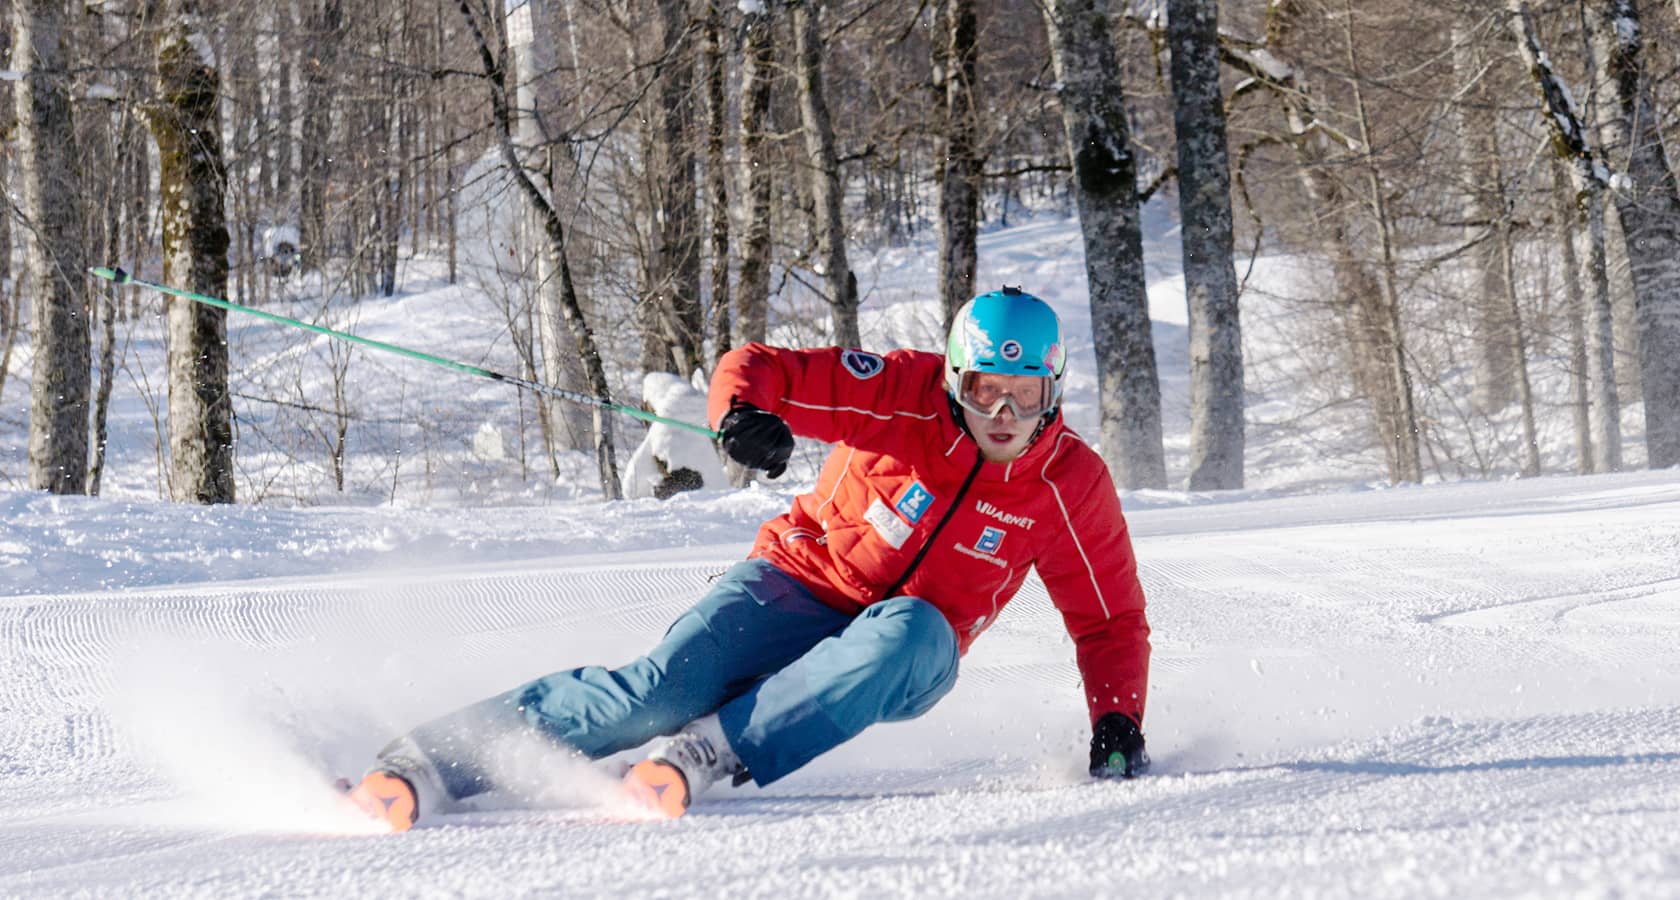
top-left (89, 266), bottom-right (721, 439)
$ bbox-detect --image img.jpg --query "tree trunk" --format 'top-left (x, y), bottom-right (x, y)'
top-left (457, 0), bottom-right (620, 498)
top-left (1495, 190), bottom-right (1542, 477)
top-left (90, 107), bottom-right (140, 497)
top-left (1167, 0), bottom-right (1244, 490)
top-left (1450, 22), bottom-right (1519, 412)
top-left (0, 14), bottom-right (11, 406)
top-left (269, 0), bottom-right (295, 208)
top-left (1553, 158), bottom-right (1595, 473)
top-left (735, 0), bottom-right (775, 345)
top-left (705, 0), bottom-right (731, 365)
top-left (516, 0), bottom-right (591, 455)
top-left (1041, 0), bottom-right (1166, 489)
top-left (936, 0), bottom-right (980, 332)
top-left (299, 0), bottom-right (344, 270)
top-left (1509, 0), bottom-right (1622, 471)
top-left (644, 0), bottom-right (704, 375)
top-left (1223, 0), bottom-right (1415, 483)
top-left (1594, 0), bottom-right (1680, 468)
top-left (792, 0), bottom-right (859, 348)
top-left (1344, 1), bottom-right (1422, 483)
top-left (18, 0), bottom-right (91, 495)
top-left (145, 0), bottom-right (235, 503)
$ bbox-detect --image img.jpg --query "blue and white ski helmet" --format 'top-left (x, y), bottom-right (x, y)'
top-left (944, 287), bottom-right (1067, 413)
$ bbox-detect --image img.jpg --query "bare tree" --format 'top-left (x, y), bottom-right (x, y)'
top-left (17, 0), bottom-right (91, 494)
top-left (298, 0), bottom-right (344, 271)
top-left (1041, 0), bottom-right (1166, 489)
top-left (514, 0), bottom-right (592, 458)
top-left (1592, 0), bottom-right (1680, 468)
top-left (1510, 0), bottom-right (1622, 472)
top-left (456, 0), bottom-right (620, 498)
top-left (1552, 157), bottom-right (1595, 473)
top-left (145, 0), bottom-right (235, 503)
top-left (0, 19), bottom-right (16, 408)
top-left (645, 0), bottom-right (704, 375)
top-left (1339, 0), bottom-right (1423, 483)
top-left (1491, 147), bottom-right (1541, 477)
top-left (792, 0), bottom-right (859, 348)
top-left (704, 0), bottom-right (730, 364)
top-left (936, 0), bottom-right (979, 330)
top-left (1167, 0), bottom-right (1244, 490)
top-left (1449, 18), bottom-right (1519, 413)
top-left (735, 0), bottom-right (776, 346)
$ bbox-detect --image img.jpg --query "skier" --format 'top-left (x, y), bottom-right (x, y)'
top-left (349, 287), bottom-right (1152, 830)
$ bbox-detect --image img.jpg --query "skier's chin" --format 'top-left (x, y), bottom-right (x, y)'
top-left (968, 416), bottom-right (1035, 462)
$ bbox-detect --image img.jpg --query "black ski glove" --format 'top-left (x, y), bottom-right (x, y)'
top-left (1089, 713), bottom-right (1150, 779)
top-left (718, 401), bottom-right (795, 479)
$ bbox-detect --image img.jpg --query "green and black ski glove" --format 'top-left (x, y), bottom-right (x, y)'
top-left (1089, 713), bottom-right (1150, 779)
top-left (718, 401), bottom-right (795, 479)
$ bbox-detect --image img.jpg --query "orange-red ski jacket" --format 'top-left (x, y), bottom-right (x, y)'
top-left (708, 343), bottom-right (1151, 727)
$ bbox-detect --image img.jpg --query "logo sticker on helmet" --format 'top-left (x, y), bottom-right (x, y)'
top-left (841, 349), bottom-right (885, 380)
top-left (1000, 340), bottom-right (1022, 361)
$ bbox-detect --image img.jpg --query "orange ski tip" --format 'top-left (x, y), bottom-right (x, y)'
top-left (349, 771), bottom-right (418, 833)
top-left (625, 760), bottom-right (690, 819)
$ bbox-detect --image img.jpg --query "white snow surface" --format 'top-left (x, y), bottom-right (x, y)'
top-left (3, 470), bottom-right (1680, 897)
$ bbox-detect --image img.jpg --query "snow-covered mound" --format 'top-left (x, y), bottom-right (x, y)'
top-left (620, 372), bottom-right (728, 500)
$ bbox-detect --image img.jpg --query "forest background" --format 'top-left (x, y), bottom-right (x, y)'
top-left (3, 0), bottom-right (1678, 508)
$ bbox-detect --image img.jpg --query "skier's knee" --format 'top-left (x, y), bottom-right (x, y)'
top-left (868, 596), bottom-right (957, 655)
top-left (865, 596), bottom-right (959, 696)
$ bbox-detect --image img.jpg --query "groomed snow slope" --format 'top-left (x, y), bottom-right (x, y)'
top-left (3, 470), bottom-right (1678, 898)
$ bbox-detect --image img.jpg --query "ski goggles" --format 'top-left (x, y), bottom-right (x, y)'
top-left (954, 371), bottom-right (1055, 419)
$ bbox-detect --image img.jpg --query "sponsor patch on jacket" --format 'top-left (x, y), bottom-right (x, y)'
top-left (975, 526), bottom-right (1006, 555)
top-left (895, 481), bottom-right (934, 524)
top-left (864, 498), bottom-right (913, 549)
top-left (841, 349), bottom-right (885, 380)
top-left (975, 500), bottom-right (1035, 530)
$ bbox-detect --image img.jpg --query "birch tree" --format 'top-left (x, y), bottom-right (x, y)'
top-left (513, 0), bottom-right (591, 456)
top-left (145, 0), bottom-right (235, 503)
top-left (17, 0), bottom-right (90, 494)
top-left (1592, 0), bottom-right (1680, 468)
top-left (456, 0), bottom-right (620, 498)
top-left (1509, 0), bottom-right (1621, 471)
top-left (1041, 0), bottom-right (1166, 489)
top-left (1166, 0), bottom-right (1243, 490)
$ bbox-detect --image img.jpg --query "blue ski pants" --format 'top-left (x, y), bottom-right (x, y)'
top-left (397, 559), bottom-right (960, 801)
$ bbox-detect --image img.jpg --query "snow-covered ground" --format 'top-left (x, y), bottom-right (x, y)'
top-left (2, 469), bottom-right (1678, 897)
top-left (1, 207), bottom-right (1675, 896)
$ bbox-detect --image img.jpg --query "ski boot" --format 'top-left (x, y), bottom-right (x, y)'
top-left (624, 714), bottom-right (745, 818)
top-left (345, 739), bottom-right (448, 832)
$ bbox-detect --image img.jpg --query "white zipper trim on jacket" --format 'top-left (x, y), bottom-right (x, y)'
top-left (1041, 432), bottom-right (1109, 618)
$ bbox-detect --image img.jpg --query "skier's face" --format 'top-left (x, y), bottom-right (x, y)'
top-left (960, 377), bottom-right (1042, 462)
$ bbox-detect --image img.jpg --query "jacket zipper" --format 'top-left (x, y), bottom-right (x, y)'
top-left (881, 451), bottom-right (985, 600)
